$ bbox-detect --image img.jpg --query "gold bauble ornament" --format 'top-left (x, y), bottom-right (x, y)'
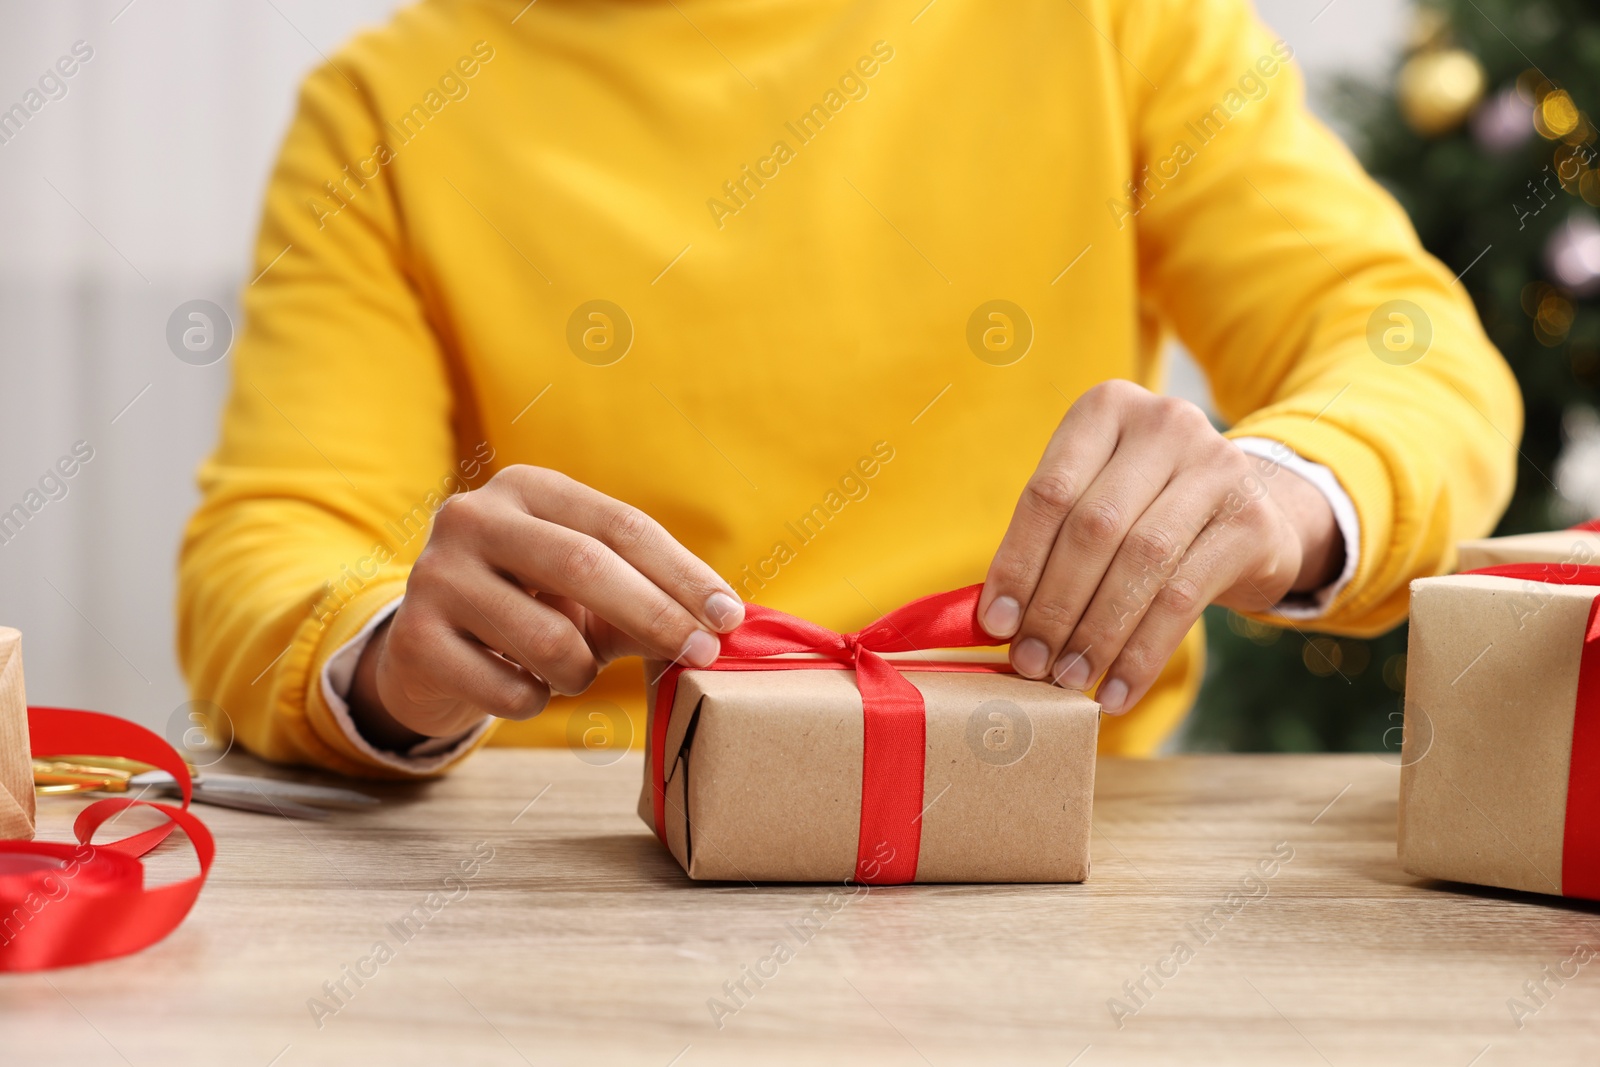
top-left (1398, 48), bottom-right (1487, 136)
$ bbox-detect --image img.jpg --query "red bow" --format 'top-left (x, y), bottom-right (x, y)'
top-left (649, 583), bottom-right (1008, 884)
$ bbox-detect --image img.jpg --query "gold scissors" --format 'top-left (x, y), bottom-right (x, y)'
top-left (32, 755), bottom-right (378, 820)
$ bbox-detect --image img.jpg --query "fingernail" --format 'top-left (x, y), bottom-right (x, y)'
top-left (678, 630), bottom-right (720, 668)
top-left (1055, 653), bottom-right (1091, 691)
top-left (1098, 678), bottom-right (1129, 714)
top-left (1012, 637), bottom-right (1049, 678)
top-left (983, 596), bottom-right (1021, 638)
top-left (704, 591), bottom-right (745, 632)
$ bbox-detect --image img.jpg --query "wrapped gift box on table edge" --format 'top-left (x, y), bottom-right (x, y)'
top-left (0, 628), bottom-right (34, 841)
top-left (638, 651), bottom-right (1100, 884)
top-left (1456, 528), bottom-right (1600, 571)
top-left (1399, 569), bottom-right (1600, 899)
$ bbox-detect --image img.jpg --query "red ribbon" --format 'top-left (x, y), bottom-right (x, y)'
top-left (650, 584), bottom-right (1011, 885)
top-left (1463, 564), bottom-right (1600, 899)
top-left (0, 707), bottom-right (214, 972)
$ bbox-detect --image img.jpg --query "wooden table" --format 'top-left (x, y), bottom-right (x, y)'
top-left (3, 751), bottom-right (1598, 1066)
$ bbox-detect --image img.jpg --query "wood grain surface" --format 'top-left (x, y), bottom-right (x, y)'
top-left (3, 750), bottom-right (1598, 1066)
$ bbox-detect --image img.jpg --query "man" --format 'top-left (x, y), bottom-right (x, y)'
top-left (178, 0), bottom-right (1518, 776)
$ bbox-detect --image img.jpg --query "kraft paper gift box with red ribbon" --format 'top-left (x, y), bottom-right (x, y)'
top-left (637, 585), bottom-right (1101, 885)
top-left (0, 628), bottom-right (35, 841)
top-left (1456, 521), bottom-right (1600, 572)
top-left (1399, 564), bottom-right (1600, 899)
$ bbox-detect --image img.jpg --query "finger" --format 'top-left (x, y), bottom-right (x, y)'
top-left (1007, 442), bottom-right (1176, 679)
top-left (384, 617), bottom-right (552, 726)
top-left (492, 517), bottom-right (722, 667)
top-left (979, 395), bottom-right (1121, 642)
top-left (441, 491), bottom-right (722, 668)
top-left (1092, 506), bottom-right (1260, 715)
top-left (1050, 475), bottom-right (1225, 695)
top-left (503, 468), bottom-right (744, 632)
top-left (536, 593), bottom-right (655, 668)
top-left (535, 597), bottom-right (712, 687)
top-left (435, 566), bottom-right (599, 697)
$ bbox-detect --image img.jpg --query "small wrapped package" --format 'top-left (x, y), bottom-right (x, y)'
top-left (0, 628), bottom-right (35, 841)
top-left (1456, 526), bottom-right (1600, 571)
top-left (1399, 565), bottom-right (1600, 899)
top-left (636, 587), bottom-right (1100, 884)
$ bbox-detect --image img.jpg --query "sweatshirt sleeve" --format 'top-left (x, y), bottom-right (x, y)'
top-left (1116, 0), bottom-right (1522, 636)
top-left (177, 58), bottom-right (497, 778)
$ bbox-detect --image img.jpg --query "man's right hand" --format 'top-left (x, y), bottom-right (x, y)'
top-left (347, 465), bottom-right (745, 748)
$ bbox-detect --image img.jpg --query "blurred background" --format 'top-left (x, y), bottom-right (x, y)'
top-left (0, 0), bottom-right (1588, 750)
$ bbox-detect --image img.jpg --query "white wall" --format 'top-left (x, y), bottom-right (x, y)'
top-left (0, 0), bottom-right (1407, 732)
top-left (0, 1), bottom-right (406, 731)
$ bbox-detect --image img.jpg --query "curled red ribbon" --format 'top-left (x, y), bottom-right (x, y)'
top-left (0, 707), bottom-right (213, 972)
top-left (650, 583), bottom-right (1011, 885)
top-left (1462, 564), bottom-right (1600, 899)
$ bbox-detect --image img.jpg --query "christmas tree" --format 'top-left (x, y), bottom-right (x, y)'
top-left (1185, 0), bottom-right (1600, 752)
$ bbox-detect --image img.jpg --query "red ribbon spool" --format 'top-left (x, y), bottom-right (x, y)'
top-left (0, 707), bottom-right (214, 972)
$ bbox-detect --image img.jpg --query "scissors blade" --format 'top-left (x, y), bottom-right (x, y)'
top-left (188, 782), bottom-right (331, 821)
top-left (199, 773), bottom-right (379, 808)
top-left (126, 770), bottom-right (378, 811)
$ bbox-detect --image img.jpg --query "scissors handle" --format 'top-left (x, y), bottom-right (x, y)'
top-left (31, 759), bottom-right (132, 794)
top-left (44, 753), bottom-right (199, 778)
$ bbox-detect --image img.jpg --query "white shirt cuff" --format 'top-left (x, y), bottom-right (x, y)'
top-left (320, 596), bottom-right (493, 773)
top-left (1231, 436), bottom-right (1360, 621)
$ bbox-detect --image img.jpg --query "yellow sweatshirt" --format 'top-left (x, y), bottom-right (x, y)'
top-left (178, 0), bottom-right (1520, 778)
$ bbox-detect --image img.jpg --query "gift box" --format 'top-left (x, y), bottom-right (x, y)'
top-left (0, 628), bottom-right (35, 841)
top-left (636, 587), bottom-right (1100, 884)
top-left (1456, 526), bottom-right (1600, 571)
top-left (1398, 566), bottom-right (1600, 899)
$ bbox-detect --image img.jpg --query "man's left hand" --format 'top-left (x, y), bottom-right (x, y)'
top-left (978, 380), bottom-right (1344, 714)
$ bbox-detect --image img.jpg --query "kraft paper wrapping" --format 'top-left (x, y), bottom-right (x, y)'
top-left (1398, 574), bottom-right (1588, 896)
top-left (1456, 530), bottom-right (1600, 572)
top-left (640, 660), bottom-right (1100, 883)
top-left (0, 628), bottom-right (35, 841)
